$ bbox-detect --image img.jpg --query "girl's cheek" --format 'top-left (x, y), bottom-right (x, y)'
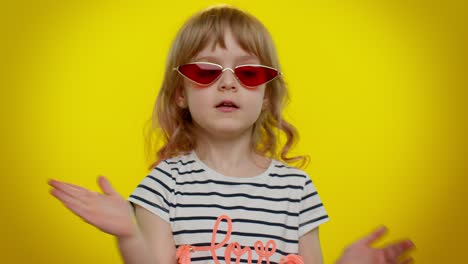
top-left (188, 82), bottom-right (212, 90)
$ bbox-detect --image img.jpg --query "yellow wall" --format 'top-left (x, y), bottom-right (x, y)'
top-left (1, 0), bottom-right (466, 263)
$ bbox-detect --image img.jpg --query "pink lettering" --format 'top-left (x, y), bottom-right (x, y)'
top-left (177, 215), bottom-right (304, 264)
top-left (254, 240), bottom-right (276, 264)
top-left (210, 214), bottom-right (233, 264)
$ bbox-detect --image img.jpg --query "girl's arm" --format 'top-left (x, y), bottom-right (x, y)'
top-left (116, 221), bottom-right (153, 264)
top-left (299, 227), bottom-right (324, 264)
top-left (118, 204), bottom-right (177, 264)
top-left (49, 176), bottom-right (176, 264)
top-left (335, 226), bottom-right (415, 264)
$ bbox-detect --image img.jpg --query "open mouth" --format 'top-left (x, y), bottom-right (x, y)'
top-left (215, 100), bottom-right (239, 109)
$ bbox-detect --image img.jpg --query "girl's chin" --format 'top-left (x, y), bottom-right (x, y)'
top-left (204, 125), bottom-right (254, 138)
top-left (192, 119), bottom-right (256, 137)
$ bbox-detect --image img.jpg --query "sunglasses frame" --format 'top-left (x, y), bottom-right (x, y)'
top-left (173, 62), bottom-right (281, 88)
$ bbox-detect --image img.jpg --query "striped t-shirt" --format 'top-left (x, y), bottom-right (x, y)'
top-left (128, 150), bottom-right (329, 264)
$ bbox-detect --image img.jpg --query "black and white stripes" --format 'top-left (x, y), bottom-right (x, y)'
top-left (128, 151), bottom-right (329, 263)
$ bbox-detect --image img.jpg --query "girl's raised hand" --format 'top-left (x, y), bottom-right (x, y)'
top-left (48, 176), bottom-right (136, 238)
top-left (336, 226), bottom-right (415, 264)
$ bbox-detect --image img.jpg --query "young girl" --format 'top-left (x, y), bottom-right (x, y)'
top-left (49, 5), bottom-right (414, 264)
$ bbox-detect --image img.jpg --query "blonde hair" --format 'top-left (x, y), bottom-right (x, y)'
top-left (144, 5), bottom-right (310, 170)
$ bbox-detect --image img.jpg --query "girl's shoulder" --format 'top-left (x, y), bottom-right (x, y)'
top-left (158, 151), bottom-right (195, 167)
top-left (268, 159), bottom-right (311, 182)
top-left (152, 151), bottom-right (198, 177)
top-left (269, 158), bottom-right (307, 172)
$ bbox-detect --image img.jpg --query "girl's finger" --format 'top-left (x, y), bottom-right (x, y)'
top-left (97, 176), bottom-right (116, 196)
top-left (50, 188), bottom-right (86, 213)
top-left (63, 182), bottom-right (89, 192)
top-left (48, 179), bottom-right (87, 199)
top-left (382, 240), bottom-right (415, 260)
top-left (358, 225), bottom-right (388, 246)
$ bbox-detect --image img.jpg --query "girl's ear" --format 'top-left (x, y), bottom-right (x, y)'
top-left (262, 97), bottom-right (269, 111)
top-left (176, 88), bottom-right (188, 108)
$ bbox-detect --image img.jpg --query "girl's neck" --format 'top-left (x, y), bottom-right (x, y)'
top-left (193, 128), bottom-right (270, 178)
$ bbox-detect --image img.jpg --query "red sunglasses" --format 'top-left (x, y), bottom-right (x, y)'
top-left (174, 62), bottom-right (280, 88)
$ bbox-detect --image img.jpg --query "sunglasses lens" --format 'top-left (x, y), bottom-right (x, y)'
top-left (178, 63), bottom-right (222, 85)
top-left (235, 66), bottom-right (279, 87)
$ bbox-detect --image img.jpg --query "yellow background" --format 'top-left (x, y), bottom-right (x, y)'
top-left (1, 0), bottom-right (467, 263)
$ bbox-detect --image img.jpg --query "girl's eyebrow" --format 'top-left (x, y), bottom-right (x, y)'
top-left (237, 55), bottom-right (258, 61)
top-left (193, 56), bottom-right (218, 62)
top-left (193, 55), bottom-right (258, 63)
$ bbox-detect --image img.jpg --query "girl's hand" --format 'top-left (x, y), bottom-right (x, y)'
top-left (48, 176), bottom-right (135, 238)
top-left (336, 226), bottom-right (415, 264)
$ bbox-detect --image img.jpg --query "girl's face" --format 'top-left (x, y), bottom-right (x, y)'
top-left (178, 29), bottom-right (268, 140)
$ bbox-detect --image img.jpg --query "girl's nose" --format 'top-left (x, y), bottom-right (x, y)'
top-left (217, 69), bottom-right (238, 92)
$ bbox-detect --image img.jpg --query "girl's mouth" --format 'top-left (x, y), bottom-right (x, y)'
top-left (215, 100), bottom-right (239, 111)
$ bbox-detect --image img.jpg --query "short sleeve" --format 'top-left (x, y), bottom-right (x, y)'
top-left (298, 176), bottom-right (330, 237)
top-left (128, 161), bottom-right (175, 223)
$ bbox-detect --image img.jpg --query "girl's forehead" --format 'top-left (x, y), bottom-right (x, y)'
top-left (193, 39), bottom-right (259, 62)
top-left (194, 52), bottom-right (258, 62)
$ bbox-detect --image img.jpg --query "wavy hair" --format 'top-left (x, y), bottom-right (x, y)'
top-left (144, 5), bottom-right (310, 170)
